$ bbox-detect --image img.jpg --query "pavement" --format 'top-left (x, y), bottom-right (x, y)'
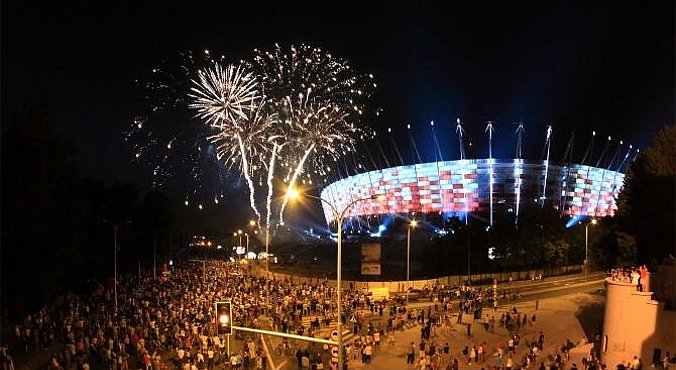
top-left (305, 291), bottom-right (604, 370)
top-left (349, 293), bottom-right (604, 369)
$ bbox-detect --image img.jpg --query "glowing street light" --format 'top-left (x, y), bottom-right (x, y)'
top-left (287, 187), bottom-right (384, 370)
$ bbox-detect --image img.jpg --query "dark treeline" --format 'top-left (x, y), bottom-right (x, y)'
top-left (0, 99), bottom-right (189, 321)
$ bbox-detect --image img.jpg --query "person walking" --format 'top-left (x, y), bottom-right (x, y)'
top-left (407, 342), bottom-right (416, 365)
top-left (296, 348), bottom-right (303, 370)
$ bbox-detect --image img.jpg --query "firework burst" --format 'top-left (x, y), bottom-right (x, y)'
top-left (252, 43), bottom-right (376, 120)
top-left (132, 45), bottom-right (377, 228)
top-left (126, 50), bottom-right (226, 205)
top-left (189, 63), bottom-right (260, 128)
top-left (252, 44), bottom-right (377, 221)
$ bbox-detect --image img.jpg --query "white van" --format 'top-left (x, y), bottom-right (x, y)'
top-left (365, 287), bottom-right (390, 302)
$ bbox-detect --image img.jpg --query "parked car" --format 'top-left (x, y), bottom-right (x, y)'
top-left (397, 288), bottom-right (427, 302)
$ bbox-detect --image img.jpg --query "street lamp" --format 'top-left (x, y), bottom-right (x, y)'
top-left (250, 219), bottom-right (270, 271)
top-left (103, 219), bottom-right (132, 311)
top-left (407, 219), bottom-right (418, 302)
top-left (245, 233), bottom-right (249, 256)
top-left (585, 218), bottom-right (598, 265)
top-left (237, 229), bottom-right (243, 248)
top-left (287, 188), bottom-right (383, 370)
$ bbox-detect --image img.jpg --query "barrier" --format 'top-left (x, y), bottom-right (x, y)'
top-left (251, 264), bottom-right (583, 292)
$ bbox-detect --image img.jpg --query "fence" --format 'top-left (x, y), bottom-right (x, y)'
top-left (252, 264), bottom-right (583, 292)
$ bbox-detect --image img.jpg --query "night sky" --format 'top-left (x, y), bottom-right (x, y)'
top-left (3, 1), bottom-right (674, 204)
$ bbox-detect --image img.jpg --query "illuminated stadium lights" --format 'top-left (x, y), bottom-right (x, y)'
top-left (319, 159), bottom-right (624, 224)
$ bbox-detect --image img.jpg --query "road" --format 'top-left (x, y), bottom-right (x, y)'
top-left (270, 272), bottom-right (606, 370)
top-left (402, 272), bottom-right (605, 309)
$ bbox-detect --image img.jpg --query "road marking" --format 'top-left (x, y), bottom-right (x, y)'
top-left (275, 360), bottom-right (287, 370)
top-left (261, 333), bottom-right (276, 370)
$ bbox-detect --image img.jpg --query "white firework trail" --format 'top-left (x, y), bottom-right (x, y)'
top-left (237, 134), bottom-right (262, 222)
top-left (485, 121), bottom-right (495, 227)
top-left (456, 118), bottom-right (468, 224)
top-left (541, 125), bottom-right (553, 208)
top-left (514, 123), bottom-right (525, 226)
top-left (278, 143), bottom-right (316, 223)
top-left (266, 142), bottom-right (280, 229)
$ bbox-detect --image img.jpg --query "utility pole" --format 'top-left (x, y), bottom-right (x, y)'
top-left (103, 219), bottom-right (132, 311)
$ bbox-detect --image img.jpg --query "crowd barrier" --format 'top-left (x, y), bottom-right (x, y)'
top-left (250, 263), bottom-right (584, 292)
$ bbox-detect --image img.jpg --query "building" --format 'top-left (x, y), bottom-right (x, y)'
top-left (320, 159), bottom-right (624, 224)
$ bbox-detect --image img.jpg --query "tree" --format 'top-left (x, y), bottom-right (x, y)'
top-left (1, 98), bottom-right (85, 317)
top-left (616, 124), bottom-right (675, 265)
top-left (542, 239), bottom-right (570, 267)
top-left (1, 99), bottom-right (184, 320)
top-left (593, 223), bottom-right (638, 268)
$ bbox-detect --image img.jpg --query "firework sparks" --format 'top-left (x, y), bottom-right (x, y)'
top-left (188, 62), bottom-right (281, 223)
top-left (133, 45), bottom-right (377, 229)
top-left (126, 51), bottom-right (226, 205)
top-left (189, 63), bottom-right (260, 128)
top-left (252, 44), bottom-right (376, 222)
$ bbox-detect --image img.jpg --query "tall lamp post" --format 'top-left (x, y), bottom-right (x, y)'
top-left (585, 218), bottom-right (597, 266)
top-left (466, 219), bottom-right (471, 284)
top-left (407, 219), bottom-right (418, 302)
top-left (103, 219), bottom-right (132, 311)
top-left (288, 188), bottom-right (383, 370)
top-left (250, 219), bottom-right (270, 272)
top-left (251, 219), bottom-right (272, 311)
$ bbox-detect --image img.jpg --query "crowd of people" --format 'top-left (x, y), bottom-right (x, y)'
top-left (6, 259), bottom-right (666, 370)
top-left (5, 259), bottom-right (426, 370)
top-left (383, 284), bottom-right (593, 370)
top-left (7, 260), bottom-right (346, 370)
top-left (607, 266), bottom-right (650, 292)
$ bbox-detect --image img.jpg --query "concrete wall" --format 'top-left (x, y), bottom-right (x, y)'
top-left (651, 261), bottom-right (676, 308)
top-left (252, 264), bottom-right (583, 291)
top-left (602, 278), bottom-right (675, 368)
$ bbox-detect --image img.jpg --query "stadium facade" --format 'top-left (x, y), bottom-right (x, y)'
top-left (319, 159), bottom-right (624, 224)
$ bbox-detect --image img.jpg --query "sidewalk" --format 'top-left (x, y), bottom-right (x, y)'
top-left (344, 292), bottom-right (603, 370)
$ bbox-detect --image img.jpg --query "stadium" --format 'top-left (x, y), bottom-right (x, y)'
top-left (277, 125), bottom-right (639, 280)
top-left (319, 158), bottom-right (625, 224)
top-left (309, 123), bottom-right (637, 234)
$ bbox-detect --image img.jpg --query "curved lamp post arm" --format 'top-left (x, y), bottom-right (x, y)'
top-left (304, 193), bottom-right (379, 224)
top-left (298, 192), bottom-right (380, 370)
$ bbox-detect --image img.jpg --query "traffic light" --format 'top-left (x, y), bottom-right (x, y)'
top-left (215, 301), bottom-right (232, 335)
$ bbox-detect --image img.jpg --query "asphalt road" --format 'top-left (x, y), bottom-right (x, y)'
top-left (270, 272), bottom-right (607, 370)
top-left (402, 272), bottom-right (605, 310)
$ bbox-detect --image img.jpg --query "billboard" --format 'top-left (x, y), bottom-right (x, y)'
top-left (361, 243), bottom-right (381, 275)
